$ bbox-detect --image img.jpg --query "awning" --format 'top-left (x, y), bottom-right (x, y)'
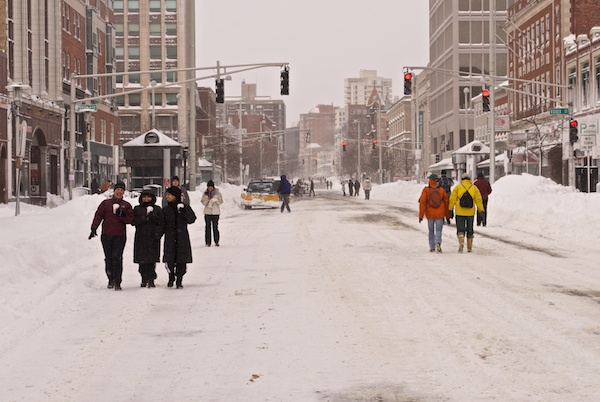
top-left (428, 157), bottom-right (453, 171)
top-left (452, 140), bottom-right (490, 155)
top-left (476, 153), bottom-right (506, 167)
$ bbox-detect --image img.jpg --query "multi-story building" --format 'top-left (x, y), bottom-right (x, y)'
top-left (344, 70), bottom-right (393, 106)
top-left (63, 0), bottom-right (119, 191)
top-left (428, 0), bottom-right (511, 176)
top-left (6, 0), bottom-right (65, 205)
top-left (298, 105), bottom-right (335, 177)
top-left (114, 0), bottom-right (196, 181)
top-left (0, 1), bottom-right (9, 203)
top-left (221, 82), bottom-right (286, 132)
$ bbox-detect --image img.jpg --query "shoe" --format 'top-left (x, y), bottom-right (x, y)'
top-left (176, 279), bottom-right (183, 289)
top-left (435, 243), bottom-right (442, 253)
top-left (107, 280), bottom-right (114, 289)
top-left (148, 279), bottom-right (155, 288)
top-left (215, 243), bottom-right (219, 247)
top-left (206, 244), bottom-right (211, 247)
top-left (430, 248), bottom-right (435, 252)
top-left (114, 284), bottom-right (122, 291)
top-left (140, 280), bottom-right (147, 287)
top-left (167, 274), bottom-right (175, 288)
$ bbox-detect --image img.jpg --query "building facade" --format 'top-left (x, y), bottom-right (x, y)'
top-left (344, 70), bottom-right (393, 106)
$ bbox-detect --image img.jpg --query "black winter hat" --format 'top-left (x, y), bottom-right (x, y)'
top-left (166, 186), bottom-right (182, 199)
top-left (114, 181), bottom-right (126, 190)
top-left (207, 180), bottom-right (215, 187)
top-left (171, 176), bottom-right (180, 183)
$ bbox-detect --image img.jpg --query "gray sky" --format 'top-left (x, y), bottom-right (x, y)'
top-left (196, 0), bottom-right (429, 126)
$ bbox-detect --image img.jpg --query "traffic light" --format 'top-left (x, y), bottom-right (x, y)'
top-left (570, 120), bottom-right (579, 143)
top-left (372, 139), bottom-right (377, 150)
top-left (482, 88), bottom-right (490, 112)
top-left (306, 131), bottom-right (311, 144)
top-left (215, 78), bottom-right (224, 103)
top-left (280, 66), bottom-right (289, 95)
top-left (403, 72), bottom-right (412, 95)
top-left (342, 140), bottom-right (347, 152)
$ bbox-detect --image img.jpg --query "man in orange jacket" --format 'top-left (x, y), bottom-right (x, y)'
top-left (419, 173), bottom-right (450, 253)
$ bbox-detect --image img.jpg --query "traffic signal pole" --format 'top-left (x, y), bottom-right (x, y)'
top-left (488, 0), bottom-right (496, 184)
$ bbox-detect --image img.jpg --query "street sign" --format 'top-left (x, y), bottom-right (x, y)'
top-left (580, 135), bottom-right (596, 152)
top-left (76, 104), bottom-right (97, 113)
top-left (549, 107), bottom-right (569, 115)
top-left (580, 119), bottom-right (599, 136)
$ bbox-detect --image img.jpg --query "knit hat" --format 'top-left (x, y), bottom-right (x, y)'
top-left (170, 176), bottom-right (180, 184)
top-left (166, 186), bottom-right (182, 199)
top-left (477, 172), bottom-right (485, 178)
top-left (114, 181), bottom-right (126, 190)
top-left (207, 180), bottom-right (215, 187)
top-left (461, 173), bottom-right (471, 180)
top-left (441, 170), bottom-right (447, 175)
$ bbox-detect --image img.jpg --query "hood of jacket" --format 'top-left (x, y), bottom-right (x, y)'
top-left (138, 190), bottom-right (157, 206)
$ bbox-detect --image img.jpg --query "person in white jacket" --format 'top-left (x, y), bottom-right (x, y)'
top-left (363, 178), bottom-right (372, 200)
top-left (201, 180), bottom-right (224, 247)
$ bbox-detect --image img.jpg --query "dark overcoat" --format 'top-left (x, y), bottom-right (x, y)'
top-left (132, 192), bottom-right (164, 263)
top-left (162, 201), bottom-right (197, 263)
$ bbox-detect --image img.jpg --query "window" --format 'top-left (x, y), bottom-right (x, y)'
top-left (166, 93), bottom-right (178, 105)
top-left (149, 23), bottom-right (161, 36)
top-left (166, 46), bottom-right (177, 59)
top-left (128, 73), bottom-right (141, 84)
top-left (115, 23), bottom-right (123, 36)
top-left (128, 23), bottom-right (139, 37)
top-left (165, 0), bottom-right (176, 12)
top-left (596, 57), bottom-right (600, 103)
top-left (165, 22), bottom-right (177, 36)
top-left (166, 71), bottom-right (176, 83)
top-left (129, 94), bottom-right (141, 106)
top-left (116, 95), bottom-right (125, 107)
top-left (149, 45), bottom-right (161, 59)
top-left (128, 0), bottom-right (139, 12)
top-left (115, 47), bottom-right (124, 60)
top-left (114, 0), bottom-right (123, 12)
top-left (582, 62), bottom-right (590, 108)
top-left (128, 46), bottom-right (140, 60)
top-left (152, 93), bottom-right (162, 107)
top-left (149, 0), bottom-right (161, 12)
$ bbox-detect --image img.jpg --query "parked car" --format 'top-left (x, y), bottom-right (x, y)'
top-left (240, 179), bottom-right (281, 209)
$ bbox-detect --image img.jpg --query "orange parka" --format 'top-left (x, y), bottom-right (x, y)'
top-left (419, 180), bottom-right (450, 220)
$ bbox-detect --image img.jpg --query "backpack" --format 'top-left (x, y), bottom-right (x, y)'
top-left (438, 177), bottom-right (452, 193)
top-left (428, 187), bottom-right (442, 208)
top-left (459, 185), bottom-right (474, 208)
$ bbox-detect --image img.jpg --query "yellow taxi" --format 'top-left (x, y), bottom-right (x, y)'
top-left (240, 179), bottom-right (281, 209)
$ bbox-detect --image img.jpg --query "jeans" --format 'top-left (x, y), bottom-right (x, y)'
top-left (101, 234), bottom-right (126, 285)
top-left (280, 193), bottom-right (291, 212)
top-left (427, 218), bottom-right (444, 250)
top-left (477, 199), bottom-right (488, 226)
top-left (204, 214), bottom-right (220, 245)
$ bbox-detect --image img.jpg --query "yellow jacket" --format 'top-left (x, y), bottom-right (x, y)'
top-left (448, 179), bottom-right (485, 216)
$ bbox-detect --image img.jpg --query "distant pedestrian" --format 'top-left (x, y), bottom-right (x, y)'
top-left (201, 180), bottom-right (223, 246)
top-left (474, 172), bottom-right (492, 226)
top-left (88, 181), bottom-right (134, 290)
top-left (162, 175), bottom-right (189, 207)
top-left (419, 173), bottom-right (449, 252)
top-left (132, 190), bottom-right (164, 287)
top-left (278, 174), bottom-right (292, 213)
top-left (354, 179), bottom-right (360, 197)
top-left (438, 170), bottom-right (454, 224)
top-left (348, 179), bottom-right (354, 196)
top-left (448, 173), bottom-right (485, 253)
top-left (162, 186), bottom-right (197, 288)
top-left (363, 177), bottom-right (372, 200)
top-left (91, 178), bottom-right (100, 194)
top-left (341, 179), bottom-right (347, 196)
top-left (309, 179), bottom-right (316, 196)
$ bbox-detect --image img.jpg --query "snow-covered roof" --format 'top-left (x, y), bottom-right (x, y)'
top-left (122, 129), bottom-right (181, 147)
top-left (428, 157), bottom-right (453, 170)
top-left (453, 140), bottom-right (490, 155)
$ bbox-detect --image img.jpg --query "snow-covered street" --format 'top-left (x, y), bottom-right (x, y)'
top-left (2, 175), bottom-right (600, 401)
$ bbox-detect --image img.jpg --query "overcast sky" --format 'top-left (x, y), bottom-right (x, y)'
top-left (196, 0), bottom-right (429, 126)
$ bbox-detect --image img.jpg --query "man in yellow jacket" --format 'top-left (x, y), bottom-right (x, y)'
top-left (448, 173), bottom-right (485, 253)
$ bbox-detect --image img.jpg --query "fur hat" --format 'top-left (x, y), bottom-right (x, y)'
top-left (114, 181), bottom-right (126, 190)
top-left (461, 173), bottom-right (471, 180)
top-left (166, 186), bottom-right (182, 199)
top-left (207, 180), bottom-right (215, 187)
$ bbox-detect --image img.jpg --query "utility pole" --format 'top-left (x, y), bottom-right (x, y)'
top-left (488, 0), bottom-right (496, 184)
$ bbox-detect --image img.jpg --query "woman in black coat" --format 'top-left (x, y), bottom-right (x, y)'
top-left (162, 186), bottom-right (197, 288)
top-left (132, 190), bottom-right (164, 287)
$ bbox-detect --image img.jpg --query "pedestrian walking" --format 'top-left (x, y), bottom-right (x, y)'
top-left (341, 179), bottom-right (347, 196)
top-left (278, 174), bottom-right (292, 213)
top-left (474, 172), bottom-right (492, 226)
top-left (354, 179), bottom-right (360, 197)
top-left (162, 186), bottom-right (197, 288)
top-left (88, 181), bottom-right (134, 290)
top-left (309, 179), bottom-right (316, 196)
top-left (437, 170), bottom-right (454, 224)
top-left (363, 177), bottom-right (372, 200)
top-left (132, 190), bottom-right (164, 287)
top-left (418, 173), bottom-right (450, 252)
top-left (162, 175), bottom-right (190, 207)
top-left (448, 173), bottom-right (485, 253)
top-left (348, 179), bottom-right (354, 196)
top-left (201, 180), bottom-right (223, 247)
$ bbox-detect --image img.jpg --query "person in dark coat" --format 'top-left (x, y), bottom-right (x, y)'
top-left (348, 179), bottom-right (354, 196)
top-left (132, 190), bottom-right (164, 288)
top-left (162, 176), bottom-right (190, 207)
top-left (354, 179), bottom-right (360, 197)
top-left (474, 172), bottom-right (493, 227)
top-left (278, 174), bottom-right (292, 213)
top-left (91, 178), bottom-right (100, 194)
top-left (89, 181), bottom-right (134, 290)
top-left (309, 179), bottom-right (315, 196)
top-left (162, 186), bottom-right (197, 288)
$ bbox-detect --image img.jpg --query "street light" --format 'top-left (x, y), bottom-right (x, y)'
top-left (7, 83), bottom-right (31, 216)
top-left (463, 87), bottom-right (470, 144)
top-left (353, 119), bottom-right (361, 181)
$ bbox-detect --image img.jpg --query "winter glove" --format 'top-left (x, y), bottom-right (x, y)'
top-left (88, 228), bottom-right (97, 240)
top-left (112, 203), bottom-right (120, 214)
top-left (116, 208), bottom-right (126, 217)
top-left (146, 206), bottom-right (154, 214)
top-left (418, 218), bottom-right (423, 223)
top-left (177, 203), bottom-right (184, 212)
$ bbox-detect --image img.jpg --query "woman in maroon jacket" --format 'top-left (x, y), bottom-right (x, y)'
top-left (474, 172), bottom-right (492, 227)
top-left (89, 182), bottom-right (134, 290)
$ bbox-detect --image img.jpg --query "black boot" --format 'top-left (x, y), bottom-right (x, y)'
top-left (107, 280), bottom-right (114, 289)
top-left (140, 277), bottom-right (147, 287)
top-left (147, 279), bottom-right (155, 288)
top-left (167, 274), bottom-right (175, 288)
top-left (176, 277), bottom-right (183, 289)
